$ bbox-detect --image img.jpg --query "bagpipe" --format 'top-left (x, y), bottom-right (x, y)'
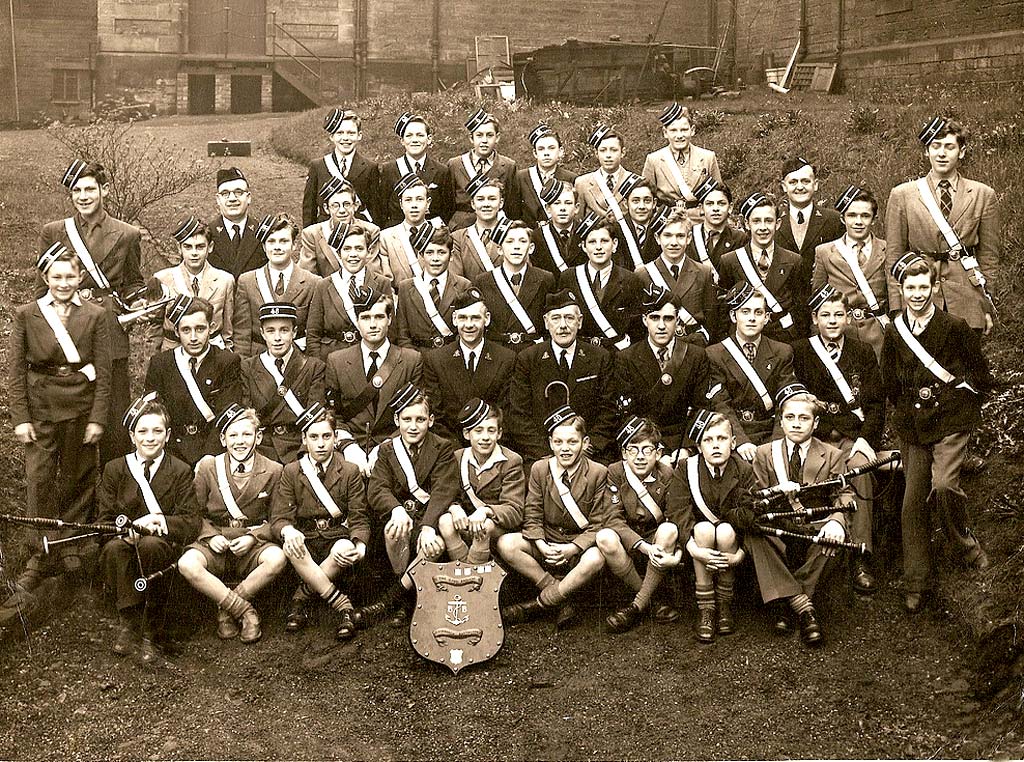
top-left (751, 450), bottom-right (901, 508)
top-left (109, 277), bottom-right (175, 327)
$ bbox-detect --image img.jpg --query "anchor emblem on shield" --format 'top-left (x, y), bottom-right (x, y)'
top-left (446, 595), bottom-right (469, 626)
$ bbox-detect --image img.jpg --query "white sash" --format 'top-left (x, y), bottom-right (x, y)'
top-left (320, 221), bottom-right (344, 271)
top-left (329, 272), bottom-right (360, 326)
top-left (393, 437), bottom-right (430, 504)
top-left (596, 174), bottom-right (625, 221)
top-left (722, 337), bottom-right (772, 411)
top-left (808, 337), bottom-right (865, 422)
top-left (258, 353), bottom-right (305, 417)
top-left (492, 269), bottom-right (536, 333)
top-left (833, 238), bottom-right (889, 329)
top-left (548, 459), bottom-right (589, 529)
top-left (324, 153), bottom-right (373, 222)
top-left (894, 314), bottom-right (976, 393)
top-left (459, 450), bottom-right (490, 512)
top-left (215, 455), bottom-right (247, 521)
top-left (735, 248), bottom-right (794, 329)
top-left (397, 156), bottom-right (414, 177)
top-left (411, 278), bottom-right (454, 337)
top-left (171, 265), bottom-right (193, 297)
top-left (529, 167), bottom-right (550, 221)
top-left (36, 299), bottom-right (96, 381)
top-left (691, 223), bottom-right (720, 283)
top-left (617, 220), bottom-right (645, 269)
top-left (539, 223), bottom-right (569, 272)
top-left (621, 464), bottom-right (663, 521)
top-left (643, 262), bottom-right (700, 330)
top-left (686, 455), bottom-right (719, 524)
top-left (299, 455), bottom-right (343, 519)
top-left (461, 153), bottom-right (477, 180)
top-left (398, 228), bottom-right (425, 279)
top-left (173, 349), bottom-right (215, 422)
top-left (63, 218), bottom-right (111, 290)
top-left (662, 147), bottom-right (696, 201)
top-left (915, 178), bottom-right (986, 287)
top-left (126, 455), bottom-right (163, 515)
top-left (255, 267), bottom-right (276, 304)
top-left (466, 227), bottom-right (497, 273)
top-left (574, 265), bottom-right (630, 350)
top-left (771, 438), bottom-right (804, 511)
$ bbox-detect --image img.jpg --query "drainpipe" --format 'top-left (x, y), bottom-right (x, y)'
top-left (8, 0), bottom-right (19, 121)
top-left (836, 0), bottom-right (845, 59)
top-left (430, 0), bottom-right (440, 91)
top-left (353, 0), bottom-right (368, 99)
top-left (798, 0), bottom-right (808, 59)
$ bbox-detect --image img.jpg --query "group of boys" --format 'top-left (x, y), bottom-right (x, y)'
top-left (7, 105), bottom-right (999, 663)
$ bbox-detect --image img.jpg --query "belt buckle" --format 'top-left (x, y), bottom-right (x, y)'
top-left (186, 423), bottom-right (199, 435)
top-left (851, 308), bottom-right (865, 320)
top-left (315, 518), bottom-right (330, 531)
top-left (948, 248), bottom-right (961, 262)
top-left (342, 330), bottom-right (356, 343)
top-left (229, 519), bottom-right (243, 528)
top-left (273, 424), bottom-right (288, 435)
top-left (918, 386), bottom-right (933, 400)
top-left (827, 402), bottom-right (841, 415)
top-left (54, 365), bottom-right (72, 377)
top-left (740, 410), bottom-right (754, 422)
top-left (508, 332), bottom-right (522, 345)
top-left (431, 336), bottom-right (445, 348)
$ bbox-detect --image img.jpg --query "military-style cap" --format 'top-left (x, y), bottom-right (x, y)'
top-left (738, 191), bottom-right (770, 220)
top-left (808, 283), bottom-right (842, 313)
top-left (539, 177), bottom-right (564, 205)
top-left (37, 242), bottom-right (70, 273)
top-left (451, 287), bottom-right (485, 314)
top-left (616, 416), bottom-right (647, 448)
top-left (394, 172), bottom-right (425, 197)
top-left (489, 216), bottom-right (514, 246)
top-left (296, 401), bottom-right (330, 433)
top-left (458, 398), bottom-right (494, 431)
top-left (617, 172), bottom-right (645, 198)
top-left (528, 123), bottom-right (554, 146)
top-left (166, 294), bottom-right (195, 326)
top-left (575, 210), bottom-right (605, 241)
top-left (394, 111), bottom-right (425, 137)
top-left (465, 172), bottom-right (493, 198)
top-left (61, 159), bottom-right (90, 189)
top-left (544, 288), bottom-right (578, 314)
top-left (692, 176), bottom-right (720, 204)
top-left (351, 284), bottom-right (385, 316)
top-left (641, 283), bottom-right (674, 314)
top-left (649, 207), bottom-right (673, 237)
top-left (123, 391), bottom-right (159, 431)
top-left (587, 124), bottom-right (614, 149)
top-left (657, 102), bottom-right (688, 127)
top-left (255, 214), bottom-right (280, 244)
top-left (781, 156), bottom-right (813, 178)
top-left (891, 251), bottom-right (928, 283)
top-left (318, 175), bottom-right (351, 204)
top-left (686, 408), bottom-right (717, 443)
top-left (258, 301), bottom-right (298, 322)
top-left (215, 403), bottom-right (250, 435)
top-left (775, 382), bottom-right (810, 409)
top-left (409, 222), bottom-right (435, 254)
top-left (216, 167), bottom-right (246, 188)
top-left (465, 108), bottom-right (494, 132)
top-left (722, 282), bottom-right (758, 310)
top-left (834, 184), bottom-right (863, 215)
top-left (389, 382), bottom-right (424, 414)
top-left (544, 405), bottom-right (577, 433)
top-left (324, 107), bottom-right (358, 134)
top-left (918, 116), bottom-right (949, 145)
top-left (171, 215), bottom-right (204, 244)
top-left (327, 220), bottom-right (354, 250)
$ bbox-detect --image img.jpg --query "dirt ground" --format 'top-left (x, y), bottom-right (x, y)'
top-left (0, 112), bottom-right (1022, 761)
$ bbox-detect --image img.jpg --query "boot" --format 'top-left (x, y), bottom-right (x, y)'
top-left (696, 607), bottom-right (716, 643)
top-left (501, 597), bottom-right (547, 625)
top-left (284, 597), bottom-right (308, 633)
top-left (221, 591), bottom-right (261, 644)
top-left (554, 602), bottom-right (577, 631)
top-left (354, 583), bottom-right (405, 629)
top-left (605, 603), bottom-right (643, 634)
top-left (111, 617), bottom-right (136, 656)
top-left (335, 609), bottom-right (357, 641)
top-left (216, 608), bottom-right (240, 640)
top-left (717, 600), bottom-right (735, 636)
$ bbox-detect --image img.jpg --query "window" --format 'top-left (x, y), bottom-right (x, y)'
top-left (51, 69), bottom-right (84, 103)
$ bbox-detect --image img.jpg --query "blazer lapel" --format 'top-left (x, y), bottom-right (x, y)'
top-left (949, 180), bottom-right (973, 228)
top-left (803, 440), bottom-right (828, 483)
top-left (374, 349), bottom-right (405, 423)
top-left (864, 236), bottom-right (887, 278)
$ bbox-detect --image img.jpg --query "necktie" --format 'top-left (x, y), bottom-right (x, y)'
top-left (366, 350), bottom-right (380, 381)
top-left (796, 210), bottom-right (805, 225)
top-left (317, 462), bottom-right (326, 479)
top-left (191, 276), bottom-right (200, 296)
top-left (347, 275), bottom-right (358, 299)
top-left (415, 161), bottom-right (423, 177)
top-left (231, 224), bottom-right (240, 241)
top-left (706, 231), bottom-right (718, 251)
top-left (510, 272), bottom-right (523, 294)
top-left (410, 443), bottom-right (420, 462)
top-left (657, 346), bottom-right (669, 371)
top-left (669, 264), bottom-right (680, 282)
top-left (854, 241), bottom-right (866, 267)
top-left (143, 459), bottom-right (154, 482)
top-left (938, 180), bottom-right (953, 219)
top-left (55, 302), bottom-right (71, 324)
top-left (743, 342), bottom-right (756, 363)
top-left (429, 278), bottom-right (441, 306)
top-left (275, 272), bottom-right (285, 296)
top-left (236, 462), bottom-right (246, 474)
top-left (827, 341), bottom-right (840, 361)
top-left (636, 226), bottom-right (646, 249)
top-left (757, 249), bottom-right (770, 274)
top-left (711, 465), bottom-right (722, 480)
top-left (559, 229), bottom-right (570, 246)
top-left (480, 229), bottom-right (491, 244)
top-left (559, 349), bottom-right (569, 372)
top-left (477, 157), bottom-right (488, 173)
top-left (788, 445), bottom-right (802, 482)
top-left (275, 357), bottom-right (286, 375)
top-left (189, 356), bottom-right (198, 376)
top-left (466, 350), bottom-right (476, 373)
top-left (561, 469), bottom-right (572, 491)
top-left (606, 174), bottom-right (616, 192)
top-left (592, 271), bottom-right (603, 301)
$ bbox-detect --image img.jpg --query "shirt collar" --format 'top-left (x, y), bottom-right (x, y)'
top-left (909, 303), bottom-right (936, 330)
top-left (751, 243), bottom-right (775, 258)
top-left (469, 445), bottom-right (508, 474)
top-left (181, 262), bottom-right (209, 281)
top-left (704, 458), bottom-right (723, 478)
top-left (789, 202), bottom-right (813, 220)
top-left (648, 337), bottom-right (675, 357)
top-left (75, 209), bottom-right (109, 232)
top-left (222, 215), bottom-right (247, 232)
top-left (502, 262), bottom-right (527, 279)
top-left (178, 344), bottom-right (211, 367)
top-left (660, 252), bottom-right (685, 270)
top-left (422, 270), bottom-right (448, 290)
top-left (133, 451), bottom-right (165, 472)
top-left (928, 171), bottom-right (960, 192)
top-left (229, 451), bottom-right (256, 474)
top-left (822, 335), bottom-right (845, 354)
top-left (787, 438), bottom-right (811, 460)
top-left (587, 262), bottom-right (612, 282)
top-left (40, 292), bottom-right (83, 307)
top-left (268, 261), bottom-right (294, 279)
top-left (735, 333), bottom-right (762, 352)
top-left (551, 340), bottom-right (576, 362)
top-left (362, 339), bottom-right (390, 366)
top-left (552, 457), bottom-right (581, 482)
top-left (843, 234), bottom-right (872, 256)
top-left (270, 347), bottom-right (294, 369)
top-left (460, 340), bottom-right (483, 359)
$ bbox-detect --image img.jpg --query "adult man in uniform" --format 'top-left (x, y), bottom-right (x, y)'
top-left (209, 167), bottom-right (267, 279)
top-left (302, 108), bottom-right (379, 227)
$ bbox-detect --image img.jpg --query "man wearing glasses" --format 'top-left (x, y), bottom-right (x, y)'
top-left (210, 167), bottom-right (267, 280)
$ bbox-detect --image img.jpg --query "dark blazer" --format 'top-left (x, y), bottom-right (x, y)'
top-left (422, 339), bottom-right (515, 440)
top-left (752, 437), bottom-right (852, 525)
top-left (558, 264), bottom-right (644, 346)
top-left (209, 216), bottom-right (267, 279)
top-left (193, 452), bottom-right (283, 539)
top-left (603, 460), bottom-right (679, 548)
top-left (97, 454), bottom-right (201, 545)
top-left (523, 456), bottom-right (608, 549)
top-left (531, 222), bottom-right (587, 276)
top-left (705, 336), bottom-right (796, 447)
top-left (241, 350), bottom-right (326, 463)
top-left (612, 340), bottom-right (718, 453)
top-left (685, 224), bottom-right (748, 278)
top-left (453, 445), bottom-right (526, 529)
top-left (515, 166), bottom-right (577, 228)
top-left (367, 431), bottom-right (460, 530)
top-left (507, 340), bottom-right (617, 460)
top-left (233, 266), bottom-right (321, 357)
top-left (9, 298), bottom-right (112, 426)
top-left (792, 336), bottom-right (884, 447)
top-left (378, 155), bottom-right (454, 226)
top-left (665, 454), bottom-right (757, 538)
top-left (324, 343), bottom-right (422, 448)
top-left (776, 203), bottom-right (845, 332)
top-left (634, 256), bottom-right (717, 343)
top-left (303, 150), bottom-right (380, 227)
top-left (881, 308), bottom-right (994, 446)
top-left (718, 245), bottom-right (803, 343)
top-left (475, 265), bottom-right (555, 351)
top-left (305, 270), bottom-right (394, 359)
top-left (446, 152), bottom-right (519, 229)
top-left (38, 212), bottom-right (144, 361)
top-left (613, 217), bottom-right (661, 270)
top-left (394, 273), bottom-right (472, 349)
top-left (143, 346), bottom-right (242, 467)
top-left (271, 454), bottom-right (370, 544)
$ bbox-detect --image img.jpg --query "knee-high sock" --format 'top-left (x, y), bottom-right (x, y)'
top-left (716, 570), bottom-right (734, 607)
top-left (695, 582), bottom-right (715, 612)
top-left (444, 534), bottom-right (469, 562)
top-left (537, 572), bottom-right (556, 590)
top-left (321, 585), bottom-right (353, 612)
top-left (466, 536), bottom-right (491, 565)
top-left (607, 553), bottom-right (642, 592)
top-left (292, 582), bottom-right (313, 602)
top-left (632, 565), bottom-right (665, 611)
top-left (789, 593), bottom-right (813, 615)
top-left (538, 581), bottom-right (568, 607)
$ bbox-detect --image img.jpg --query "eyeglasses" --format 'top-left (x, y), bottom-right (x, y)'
top-left (625, 445), bottom-right (659, 457)
top-left (217, 189), bottom-right (249, 199)
top-left (328, 201), bottom-right (356, 211)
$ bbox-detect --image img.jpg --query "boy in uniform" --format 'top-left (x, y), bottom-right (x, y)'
top-left (299, 178), bottom-right (381, 277)
top-left (612, 175), bottom-right (661, 270)
top-left (234, 214), bottom-right (321, 357)
top-left (151, 215), bottom-right (235, 353)
top-left (515, 123), bottom-right (577, 227)
top-left (668, 410), bottom-right (755, 643)
top-left (450, 174), bottom-right (505, 280)
top-left (598, 418), bottom-right (684, 634)
top-left (179, 405), bottom-right (286, 644)
top-left (719, 192), bottom-right (803, 343)
top-left (241, 302), bottom-right (327, 463)
top-left (99, 396), bottom-right (201, 663)
top-left (574, 125), bottom-right (632, 218)
top-left (497, 406), bottom-right (608, 629)
top-left (881, 254), bottom-right (994, 612)
top-left (749, 384), bottom-right (853, 647)
top-left (10, 244), bottom-right (111, 587)
top-left (447, 108), bottom-right (519, 229)
top-left (272, 403), bottom-right (370, 640)
top-left (302, 108), bottom-right (379, 227)
top-left (532, 179), bottom-right (586, 275)
top-left (422, 288), bottom-right (515, 441)
top-left (642, 103), bottom-right (723, 219)
top-left (438, 399), bottom-right (525, 564)
top-left (39, 160), bottom-right (142, 463)
top-left (209, 167), bottom-right (266, 279)
top-left (687, 178), bottom-right (747, 284)
top-left (306, 220), bottom-right (393, 360)
top-left (476, 218), bottom-right (555, 353)
top-left (379, 112), bottom-right (454, 226)
top-left (705, 284), bottom-right (797, 459)
top-left (144, 296), bottom-right (241, 467)
top-left (811, 186), bottom-right (889, 361)
top-left (378, 174), bottom-right (444, 284)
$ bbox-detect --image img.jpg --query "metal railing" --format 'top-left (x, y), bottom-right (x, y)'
top-left (269, 11), bottom-right (324, 94)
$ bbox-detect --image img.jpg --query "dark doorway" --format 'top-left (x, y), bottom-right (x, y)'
top-left (188, 74), bottom-right (216, 115)
top-left (188, 0), bottom-right (267, 55)
top-left (230, 75), bottom-right (262, 113)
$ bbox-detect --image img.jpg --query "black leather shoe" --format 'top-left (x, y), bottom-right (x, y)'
top-left (555, 602), bottom-right (577, 631)
top-left (799, 610), bottom-right (823, 647)
top-left (717, 602), bottom-right (735, 636)
top-left (852, 560), bottom-right (877, 595)
top-left (284, 598), bottom-right (308, 633)
top-left (501, 598), bottom-right (546, 625)
top-left (335, 610), bottom-right (357, 641)
top-left (355, 585), bottom-right (404, 629)
top-left (774, 609), bottom-right (793, 634)
top-left (696, 608), bottom-right (716, 643)
top-left (605, 603), bottom-right (642, 634)
top-left (651, 603), bottom-right (682, 624)
top-left (904, 592), bottom-right (923, 613)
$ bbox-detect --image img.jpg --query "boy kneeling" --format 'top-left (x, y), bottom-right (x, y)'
top-left (497, 406), bottom-right (607, 629)
top-left (439, 399), bottom-right (525, 565)
top-left (178, 405), bottom-right (286, 644)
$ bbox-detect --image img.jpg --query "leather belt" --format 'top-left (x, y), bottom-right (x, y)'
top-left (922, 246), bottom-right (976, 263)
top-left (28, 363), bottom-right (83, 377)
top-left (412, 335), bottom-right (456, 349)
top-left (491, 330), bottom-right (542, 346)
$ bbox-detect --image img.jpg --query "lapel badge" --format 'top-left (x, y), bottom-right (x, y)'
top-left (765, 363), bottom-right (772, 371)
top-left (661, 373), bottom-right (672, 386)
top-left (277, 386), bottom-right (288, 397)
top-left (372, 375), bottom-right (384, 388)
top-left (205, 378), bottom-right (212, 385)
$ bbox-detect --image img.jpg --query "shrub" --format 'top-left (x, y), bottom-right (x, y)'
top-left (848, 106), bottom-right (881, 135)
